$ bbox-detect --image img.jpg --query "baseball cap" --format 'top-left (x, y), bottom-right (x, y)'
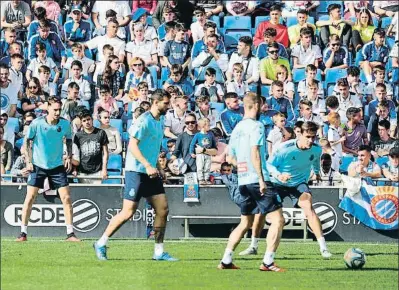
top-left (71, 5), bottom-right (82, 12)
top-left (132, 8), bottom-right (148, 22)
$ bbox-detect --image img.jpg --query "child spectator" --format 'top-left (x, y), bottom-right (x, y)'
top-left (163, 23), bottom-right (191, 73)
top-left (61, 60), bottom-right (91, 101)
top-left (220, 92), bottom-right (244, 137)
top-left (163, 64), bottom-right (194, 98)
top-left (8, 53), bottom-right (25, 93)
top-left (226, 63), bottom-right (249, 100)
top-left (26, 43), bottom-right (59, 83)
top-left (267, 112), bottom-right (288, 156)
top-left (61, 82), bottom-right (83, 121)
top-left (194, 67), bottom-right (224, 102)
top-left (11, 145), bottom-right (29, 180)
top-left (124, 57), bottom-right (155, 97)
top-left (301, 80), bottom-right (326, 118)
top-left (93, 85), bottom-right (119, 120)
top-left (93, 44), bottom-right (114, 82)
top-left (132, 107), bottom-right (145, 124)
top-left (98, 108), bottom-right (122, 155)
top-left (64, 43), bottom-right (95, 79)
top-left (166, 139), bottom-right (176, 160)
top-left (319, 138), bottom-right (340, 172)
top-left (0, 126), bottom-right (13, 174)
top-left (123, 81), bottom-right (150, 113)
top-left (276, 65), bottom-right (294, 102)
top-left (297, 99), bottom-right (323, 137)
top-left (365, 65), bottom-right (394, 101)
top-left (256, 27), bottom-right (288, 60)
top-left (381, 147), bottom-right (399, 182)
top-left (325, 95), bottom-right (348, 125)
top-left (189, 118), bottom-right (217, 185)
top-left (194, 95), bottom-right (221, 130)
top-left (37, 65), bottom-right (57, 97)
top-left (327, 112), bottom-right (345, 158)
top-left (297, 64), bottom-right (324, 98)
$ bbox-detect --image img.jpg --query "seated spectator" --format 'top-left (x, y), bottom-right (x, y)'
top-left (325, 95), bottom-right (348, 125)
top-left (327, 112), bottom-right (345, 158)
top-left (191, 6), bottom-right (209, 43)
top-left (276, 65), bottom-right (294, 102)
top-left (368, 83), bottom-right (397, 120)
top-left (194, 95), bottom-right (221, 130)
top-left (72, 109), bottom-right (109, 184)
top-left (316, 3), bottom-right (352, 50)
top-left (65, 44), bottom-right (95, 79)
top-left (61, 82), bottom-right (83, 121)
top-left (131, 107), bottom-right (145, 124)
top-left (8, 53), bottom-right (24, 94)
top-left (227, 36), bottom-right (259, 85)
top-left (292, 27), bottom-right (322, 69)
top-left (152, 0), bottom-right (193, 30)
top-left (288, 9), bottom-right (317, 49)
top-left (170, 112), bottom-right (198, 173)
top-left (0, 64), bottom-right (18, 117)
top-left (16, 112), bottom-right (36, 140)
top-left (130, 8), bottom-right (158, 45)
top-left (163, 64), bottom-right (194, 98)
top-left (37, 65), bottom-right (57, 97)
top-left (370, 120), bottom-right (398, 158)
top-left (260, 42), bottom-right (291, 85)
top-left (191, 21), bottom-right (225, 60)
top-left (266, 81), bottom-right (295, 125)
top-left (323, 34), bottom-right (349, 71)
top-left (359, 29), bottom-right (389, 83)
top-left (297, 64), bottom-right (324, 98)
top-left (365, 65), bottom-right (393, 101)
top-left (254, 4), bottom-right (289, 47)
top-left (190, 0), bottom-right (223, 19)
top-left (387, 11), bottom-right (398, 42)
top-left (0, 28), bottom-right (23, 59)
top-left (343, 107), bottom-right (368, 156)
top-left (26, 43), bottom-right (59, 83)
top-left (348, 145), bottom-right (382, 178)
top-left (316, 138), bottom-right (341, 173)
top-left (20, 77), bottom-right (47, 116)
top-left (226, 63), bottom-right (249, 100)
top-left (164, 95), bottom-right (192, 139)
top-left (210, 127), bottom-right (228, 173)
top-left (98, 108), bottom-right (122, 155)
top-left (11, 144), bottom-right (29, 180)
top-left (373, 1), bottom-right (397, 18)
top-left (93, 85), bottom-right (119, 120)
top-left (64, 5), bottom-right (91, 52)
top-left (163, 23), bottom-right (191, 73)
top-left (158, 21), bottom-right (177, 67)
top-left (123, 81), bottom-right (150, 112)
top-left (126, 22), bottom-right (158, 67)
top-left (91, 1), bottom-right (131, 40)
top-left (194, 67), bottom-right (224, 102)
top-left (381, 147), bottom-right (399, 182)
top-left (0, 125), bottom-right (13, 174)
top-left (0, 42), bottom-right (25, 73)
top-left (297, 99), bottom-right (323, 137)
top-left (267, 112), bottom-right (288, 156)
top-left (226, 1), bottom-right (256, 17)
top-left (27, 6), bottom-right (59, 41)
top-left (315, 153), bottom-right (340, 185)
top-left (351, 8), bottom-right (376, 52)
top-left (299, 80), bottom-right (326, 118)
top-left (334, 79), bottom-right (363, 115)
top-left (1, 0), bottom-right (32, 41)
top-left (132, 0), bottom-right (157, 15)
top-left (61, 60), bottom-right (91, 101)
top-left (166, 139), bottom-right (176, 159)
top-left (367, 101), bottom-right (397, 141)
top-left (29, 20), bottom-right (66, 66)
top-left (124, 57), bottom-right (155, 96)
top-left (256, 27), bottom-right (288, 60)
top-left (220, 92), bottom-right (244, 137)
top-left (191, 33), bottom-right (228, 73)
top-left (97, 55), bottom-right (124, 100)
top-left (333, 66), bottom-right (366, 102)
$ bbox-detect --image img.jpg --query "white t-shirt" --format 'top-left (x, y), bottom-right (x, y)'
top-left (86, 35), bottom-right (126, 62)
top-left (391, 12), bottom-right (398, 41)
top-left (267, 126), bottom-right (283, 155)
top-left (125, 39), bottom-right (157, 63)
top-left (0, 83), bottom-right (18, 115)
top-left (291, 44), bottom-right (322, 66)
top-left (64, 56), bottom-right (95, 77)
top-left (195, 108), bottom-right (221, 129)
top-left (298, 79), bottom-right (324, 98)
top-left (328, 126), bottom-right (343, 157)
top-left (27, 57), bottom-right (57, 79)
top-left (9, 67), bottom-right (23, 92)
top-left (190, 21), bottom-right (206, 43)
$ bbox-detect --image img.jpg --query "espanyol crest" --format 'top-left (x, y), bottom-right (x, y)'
top-left (1, 93), bottom-right (9, 111)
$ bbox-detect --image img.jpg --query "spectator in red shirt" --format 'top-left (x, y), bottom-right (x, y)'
top-left (254, 4), bottom-right (289, 47)
top-left (132, 0), bottom-right (157, 15)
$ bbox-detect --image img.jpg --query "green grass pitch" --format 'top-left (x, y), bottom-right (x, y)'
top-left (1, 239), bottom-right (398, 290)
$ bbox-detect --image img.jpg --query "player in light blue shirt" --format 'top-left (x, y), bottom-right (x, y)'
top-left (17, 97), bottom-right (79, 242)
top-left (94, 89), bottom-right (178, 262)
top-left (219, 93), bottom-right (285, 272)
top-left (267, 121), bottom-right (332, 259)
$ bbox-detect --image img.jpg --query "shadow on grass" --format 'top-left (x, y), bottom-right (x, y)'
top-left (294, 267), bottom-right (399, 271)
top-left (366, 252), bottom-right (399, 257)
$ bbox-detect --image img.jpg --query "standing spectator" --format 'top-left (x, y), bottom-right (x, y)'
top-left (288, 9), bottom-right (317, 48)
top-left (316, 3), bottom-right (352, 50)
top-left (220, 92), bottom-right (244, 137)
top-left (191, 6), bottom-right (208, 43)
top-left (226, 1), bottom-right (256, 16)
top-left (348, 145), bottom-right (381, 178)
top-left (327, 112), bottom-right (345, 158)
top-left (20, 77), bottom-right (47, 116)
top-left (126, 22), bottom-right (158, 67)
top-left (370, 120), bottom-right (398, 158)
top-left (260, 42), bottom-right (291, 85)
top-left (276, 65), bottom-right (294, 102)
top-left (292, 27), bottom-right (322, 69)
top-left (0, 126), bottom-right (13, 174)
top-left (352, 8), bottom-right (376, 52)
top-left (152, 0), bottom-right (194, 30)
top-left (343, 107), bottom-right (368, 156)
top-left (1, 0), bottom-right (32, 40)
top-left (26, 43), bottom-right (59, 82)
top-left (226, 36), bottom-right (259, 85)
top-left (124, 57), bottom-right (155, 95)
top-left (367, 100), bottom-right (397, 141)
top-left (359, 29), bottom-right (389, 83)
top-left (194, 95), bottom-right (221, 130)
top-left (163, 23), bottom-right (191, 73)
top-left (256, 27), bottom-right (289, 60)
top-left (34, 0), bottom-right (61, 23)
top-left (164, 95), bottom-right (192, 139)
top-left (158, 21), bottom-right (177, 67)
top-left (27, 6), bottom-right (59, 41)
top-left (381, 147), bottom-right (399, 182)
top-left (0, 28), bottom-right (23, 58)
top-left (190, 0), bottom-right (223, 18)
top-left (98, 108), bottom-right (123, 155)
top-left (189, 118), bottom-right (217, 185)
top-left (267, 112), bottom-right (288, 156)
top-left (97, 55), bottom-right (124, 100)
top-left (61, 60), bottom-right (91, 101)
top-left (254, 4), bottom-right (289, 47)
top-left (93, 85), bottom-right (120, 120)
top-left (64, 5), bottom-right (91, 51)
top-left (72, 109), bottom-right (109, 184)
top-left (266, 81), bottom-right (295, 125)
top-left (0, 64), bottom-right (18, 117)
top-left (226, 63), bottom-right (249, 100)
top-left (323, 34), bottom-right (349, 71)
top-left (60, 82), bottom-right (83, 121)
top-left (8, 53), bottom-right (24, 93)
top-left (333, 79), bottom-right (363, 114)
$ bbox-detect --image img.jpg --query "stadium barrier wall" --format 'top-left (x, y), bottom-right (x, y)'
top-left (1, 184), bottom-right (397, 242)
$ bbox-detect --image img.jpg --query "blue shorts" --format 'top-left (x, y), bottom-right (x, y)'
top-left (27, 165), bottom-right (68, 189)
top-left (124, 171), bottom-right (165, 202)
top-left (238, 182), bottom-right (283, 215)
top-left (271, 183), bottom-right (311, 207)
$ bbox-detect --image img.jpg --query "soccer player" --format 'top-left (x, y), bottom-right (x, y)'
top-left (267, 121), bottom-right (332, 258)
top-left (93, 89), bottom-right (178, 261)
top-left (17, 97), bottom-right (80, 242)
top-left (218, 92), bottom-right (285, 272)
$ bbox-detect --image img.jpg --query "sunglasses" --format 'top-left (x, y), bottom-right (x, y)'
top-left (133, 63), bottom-right (143, 67)
top-left (24, 120), bottom-right (32, 125)
top-left (185, 121), bottom-right (196, 125)
top-left (331, 43), bottom-right (340, 47)
top-left (269, 50), bottom-right (279, 54)
top-left (29, 86), bottom-right (37, 89)
top-left (167, 144), bottom-right (174, 148)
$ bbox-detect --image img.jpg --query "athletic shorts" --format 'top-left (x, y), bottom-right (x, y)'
top-left (27, 165), bottom-right (68, 189)
top-left (238, 182), bottom-right (283, 215)
top-left (124, 171), bottom-right (165, 202)
top-left (271, 183), bottom-right (311, 207)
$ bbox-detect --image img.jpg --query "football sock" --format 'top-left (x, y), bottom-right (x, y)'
top-left (263, 251), bottom-right (275, 266)
top-left (21, 225), bottom-right (28, 234)
top-left (97, 235), bottom-right (109, 247)
top-left (66, 225), bottom-right (74, 235)
top-left (154, 243), bottom-right (164, 256)
top-left (222, 248), bottom-right (233, 265)
top-left (317, 237), bottom-right (327, 251)
top-left (250, 236), bottom-right (259, 249)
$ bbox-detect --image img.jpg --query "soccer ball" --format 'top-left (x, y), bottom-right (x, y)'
top-left (344, 248), bottom-right (366, 269)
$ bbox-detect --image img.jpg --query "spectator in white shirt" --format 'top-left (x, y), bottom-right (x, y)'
top-left (8, 53), bottom-right (24, 94)
top-left (191, 6), bottom-right (209, 43)
top-left (194, 67), bottom-right (224, 102)
top-left (226, 63), bottom-right (249, 99)
top-left (333, 79), bottom-right (363, 114)
top-left (292, 27), bottom-right (322, 69)
top-left (327, 111), bottom-right (345, 158)
top-left (297, 64), bottom-right (324, 98)
top-left (64, 43), bottom-right (95, 79)
top-left (61, 60), bottom-right (91, 101)
top-left (130, 8), bottom-right (158, 46)
top-left (26, 42), bottom-right (59, 83)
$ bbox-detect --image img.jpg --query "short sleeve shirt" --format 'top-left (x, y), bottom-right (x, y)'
top-left (0, 83), bottom-right (18, 115)
top-left (1, 1), bottom-right (31, 24)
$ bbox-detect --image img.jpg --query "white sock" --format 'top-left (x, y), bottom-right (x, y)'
top-left (366, 74), bottom-right (373, 83)
top-left (222, 248), bottom-right (234, 265)
top-left (97, 234), bottom-right (109, 247)
top-left (250, 236), bottom-right (259, 249)
top-left (66, 224), bottom-right (74, 235)
top-left (21, 225), bottom-right (28, 234)
top-left (263, 251), bottom-right (275, 266)
top-left (317, 237), bottom-right (327, 252)
top-left (154, 243), bottom-right (164, 256)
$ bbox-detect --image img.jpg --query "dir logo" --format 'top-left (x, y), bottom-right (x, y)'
top-left (309, 202), bottom-right (338, 235)
top-left (72, 199), bottom-right (101, 232)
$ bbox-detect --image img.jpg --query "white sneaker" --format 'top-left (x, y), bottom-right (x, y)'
top-left (321, 249), bottom-right (332, 258)
top-left (239, 247), bottom-right (258, 256)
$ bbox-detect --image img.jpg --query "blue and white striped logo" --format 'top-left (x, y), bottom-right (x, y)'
top-left (72, 199), bottom-right (101, 233)
top-left (309, 202), bottom-right (338, 235)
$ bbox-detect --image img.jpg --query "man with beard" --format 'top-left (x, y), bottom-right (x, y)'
top-left (94, 89), bottom-right (178, 262)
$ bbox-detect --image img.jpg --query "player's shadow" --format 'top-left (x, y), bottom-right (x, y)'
top-left (366, 252), bottom-right (399, 257)
top-left (303, 267), bottom-right (399, 271)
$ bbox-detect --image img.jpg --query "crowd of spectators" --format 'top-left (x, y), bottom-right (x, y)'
top-left (0, 1), bottom-right (398, 185)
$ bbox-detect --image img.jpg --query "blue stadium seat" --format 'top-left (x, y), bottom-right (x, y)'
top-left (292, 68), bottom-right (306, 83)
top-left (372, 17), bottom-right (379, 28)
top-left (254, 16), bottom-right (269, 31)
top-left (110, 119), bottom-right (123, 135)
top-left (327, 86), bottom-right (335, 96)
top-left (147, 66), bottom-right (158, 89)
top-left (158, 25), bottom-right (166, 40)
top-left (315, 69), bottom-right (322, 82)
top-left (359, 70), bottom-right (368, 84)
top-left (122, 119), bottom-right (133, 143)
top-left (81, 101), bottom-right (90, 110)
top-left (261, 85), bottom-right (270, 97)
top-left (339, 156), bottom-right (357, 174)
top-left (210, 102), bottom-right (225, 114)
top-left (102, 171), bottom-right (122, 184)
top-left (376, 156), bottom-right (389, 167)
top-left (323, 123), bottom-right (329, 137)
top-left (224, 16), bottom-right (251, 32)
top-left (325, 68), bottom-right (347, 89)
top-left (318, 15), bottom-right (330, 21)
top-left (380, 17), bottom-right (391, 29)
top-left (107, 154), bottom-right (122, 173)
top-left (194, 63), bottom-right (226, 84)
top-left (93, 119), bottom-right (100, 128)
top-left (316, 1), bottom-right (343, 15)
top-left (147, 16), bottom-right (153, 26)
top-left (7, 117), bottom-right (20, 133)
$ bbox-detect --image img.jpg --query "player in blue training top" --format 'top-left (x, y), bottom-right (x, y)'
top-left (218, 92), bottom-right (285, 272)
top-left (93, 89), bottom-right (178, 262)
top-left (267, 121), bottom-right (332, 258)
top-left (17, 97), bottom-right (80, 242)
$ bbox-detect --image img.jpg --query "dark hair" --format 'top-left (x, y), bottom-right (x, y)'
top-left (47, 96), bottom-right (62, 106)
top-left (321, 153), bottom-right (332, 161)
top-left (39, 19), bottom-right (51, 29)
top-left (24, 111), bottom-right (37, 119)
top-left (325, 95), bottom-right (339, 109)
top-left (165, 21), bottom-right (177, 33)
top-left (11, 53), bottom-right (23, 60)
top-left (358, 145), bottom-right (372, 153)
top-left (301, 121), bottom-right (319, 134)
top-left (210, 127), bottom-right (223, 138)
top-left (102, 55), bottom-right (118, 86)
top-left (71, 60), bottom-right (83, 70)
top-left (140, 101), bottom-right (151, 109)
top-left (170, 64), bottom-right (183, 75)
top-left (99, 84), bottom-right (111, 93)
top-left (378, 119), bottom-right (390, 130)
top-left (306, 64), bottom-right (317, 72)
top-left (300, 27), bottom-right (313, 37)
top-left (270, 4), bottom-right (282, 12)
top-left (205, 67), bottom-right (216, 76)
top-left (106, 9), bottom-right (117, 18)
top-left (297, 9), bottom-right (308, 15)
top-left (328, 3), bottom-right (341, 14)
top-left (300, 99), bottom-right (313, 108)
top-left (0, 63), bottom-right (9, 70)
top-left (263, 27), bottom-right (277, 37)
top-left (107, 17), bottom-right (119, 26)
top-left (174, 23), bottom-right (186, 32)
top-left (38, 65), bottom-right (50, 73)
top-left (79, 109), bottom-right (92, 120)
top-left (294, 120), bottom-right (304, 129)
top-left (134, 107), bottom-right (145, 115)
top-left (151, 89), bottom-right (171, 102)
top-left (268, 41), bottom-right (279, 50)
top-left (347, 66), bottom-right (360, 77)
top-left (224, 92), bottom-right (238, 100)
top-left (239, 36), bottom-right (253, 46)
top-left (193, 6), bottom-right (205, 14)
top-left (35, 42), bottom-right (46, 51)
top-left (378, 99), bottom-right (390, 109)
top-left (389, 147), bottom-right (399, 157)
top-left (272, 80), bottom-right (284, 88)
top-left (68, 82), bottom-right (80, 90)
top-left (374, 28), bottom-right (386, 37)
top-left (34, 6), bottom-right (47, 20)
top-left (284, 127), bottom-right (295, 140)
top-left (221, 162), bottom-right (232, 169)
top-left (27, 77), bottom-right (44, 96)
top-left (337, 79), bottom-right (349, 87)
top-left (204, 21), bottom-right (217, 30)
top-left (376, 83), bottom-right (387, 91)
top-left (346, 107), bottom-right (361, 119)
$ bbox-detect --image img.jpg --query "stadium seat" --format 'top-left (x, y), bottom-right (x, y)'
top-left (102, 171), bottom-right (122, 184)
top-left (254, 16), bottom-right (269, 31)
top-left (318, 15), bottom-right (329, 21)
top-left (158, 25), bottom-right (166, 40)
top-left (147, 16), bottom-right (153, 26)
top-left (376, 156), bottom-right (389, 167)
top-left (81, 101), bottom-right (90, 110)
top-left (380, 17), bottom-right (391, 29)
top-left (339, 156), bottom-right (357, 174)
top-left (194, 64), bottom-right (225, 85)
top-left (325, 68), bottom-right (347, 89)
top-left (261, 85), bottom-right (270, 97)
top-left (224, 16), bottom-right (251, 32)
top-left (316, 1), bottom-right (343, 16)
top-left (210, 102), bottom-right (225, 114)
top-left (359, 70), bottom-right (368, 84)
top-left (107, 154), bottom-right (122, 173)
top-left (323, 123), bottom-right (329, 137)
top-left (122, 119), bottom-right (133, 143)
top-left (7, 117), bottom-right (20, 133)
top-left (292, 68), bottom-right (306, 83)
top-left (327, 86), bottom-right (335, 96)
top-left (372, 17), bottom-right (379, 28)
top-left (147, 66), bottom-right (158, 89)
top-left (110, 119), bottom-right (123, 135)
